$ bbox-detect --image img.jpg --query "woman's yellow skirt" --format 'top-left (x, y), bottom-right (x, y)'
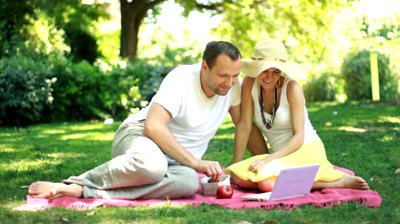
top-left (225, 140), bottom-right (344, 182)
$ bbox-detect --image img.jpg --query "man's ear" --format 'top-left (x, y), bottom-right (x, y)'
top-left (201, 61), bottom-right (208, 73)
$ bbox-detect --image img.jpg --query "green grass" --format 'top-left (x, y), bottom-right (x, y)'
top-left (0, 101), bottom-right (399, 224)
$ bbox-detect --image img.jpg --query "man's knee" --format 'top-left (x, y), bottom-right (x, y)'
top-left (132, 157), bottom-right (168, 183)
top-left (169, 166), bottom-right (199, 198)
top-left (113, 134), bottom-right (169, 183)
top-left (109, 153), bottom-right (168, 185)
top-left (141, 161), bottom-right (168, 183)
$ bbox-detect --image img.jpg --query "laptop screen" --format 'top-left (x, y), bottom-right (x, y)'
top-left (241, 164), bottom-right (320, 201)
top-left (269, 164), bottom-right (320, 201)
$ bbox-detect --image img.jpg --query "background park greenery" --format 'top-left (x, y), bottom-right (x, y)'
top-left (0, 0), bottom-right (399, 126)
top-left (0, 0), bottom-right (399, 223)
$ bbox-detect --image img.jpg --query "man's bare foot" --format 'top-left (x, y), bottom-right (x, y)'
top-left (28, 181), bottom-right (83, 199)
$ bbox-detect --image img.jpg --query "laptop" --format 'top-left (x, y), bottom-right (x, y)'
top-left (241, 164), bottom-right (320, 201)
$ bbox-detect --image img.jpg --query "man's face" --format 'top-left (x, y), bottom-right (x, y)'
top-left (201, 54), bottom-right (241, 97)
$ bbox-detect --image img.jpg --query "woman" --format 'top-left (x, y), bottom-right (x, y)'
top-left (226, 38), bottom-right (369, 192)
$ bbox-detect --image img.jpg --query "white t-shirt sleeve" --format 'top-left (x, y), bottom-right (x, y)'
top-left (151, 67), bottom-right (184, 118)
top-left (230, 81), bottom-right (241, 107)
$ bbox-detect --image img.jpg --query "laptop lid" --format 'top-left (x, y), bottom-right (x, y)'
top-left (268, 164), bottom-right (320, 201)
top-left (242, 164), bottom-right (320, 201)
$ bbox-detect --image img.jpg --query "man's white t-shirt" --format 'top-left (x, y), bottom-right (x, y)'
top-left (122, 62), bottom-right (241, 162)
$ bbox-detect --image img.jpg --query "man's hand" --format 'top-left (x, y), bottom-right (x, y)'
top-left (193, 160), bottom-right (223, 182)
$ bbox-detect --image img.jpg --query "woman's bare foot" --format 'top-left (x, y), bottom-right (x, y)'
top-left (339, 174), bottom-right (370, 190)
top-left (28, 181), bottom-right (83, 199)
top-left (313, 174), bottom-right (369, 190)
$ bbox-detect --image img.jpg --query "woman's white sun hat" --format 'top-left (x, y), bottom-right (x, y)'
top-left (241, 38), bottom-right (305, 80)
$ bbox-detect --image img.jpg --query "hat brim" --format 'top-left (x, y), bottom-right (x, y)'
top-left (241, 59), bottom-right (305, 80)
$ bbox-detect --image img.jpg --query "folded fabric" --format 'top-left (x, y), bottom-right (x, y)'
top-left (15, 166), bottom-right (381, 211)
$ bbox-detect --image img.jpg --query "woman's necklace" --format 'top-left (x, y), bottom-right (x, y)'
top-left (259, 81), bottom-right (279, 129)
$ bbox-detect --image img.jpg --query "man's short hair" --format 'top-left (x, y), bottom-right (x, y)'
top-left (202, 41), bottom-right (241, 69)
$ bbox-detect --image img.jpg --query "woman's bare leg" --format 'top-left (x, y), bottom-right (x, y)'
top-left (231, 173), bottom-right (278, 193)
top-left (257, 177), bottom-right (277, 192)
top-left (230, 173), bottom-right (258, 189)
top-left (247, 124), bottom-right (269, 156)
top-left (312, 174), bottom-right (369, 190)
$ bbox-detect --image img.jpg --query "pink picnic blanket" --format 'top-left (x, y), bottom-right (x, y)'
top-left (15, 167), bottom-right (381, 211)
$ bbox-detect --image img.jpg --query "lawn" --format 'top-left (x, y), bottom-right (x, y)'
top-left (0, 101), bottom-right (399, 224)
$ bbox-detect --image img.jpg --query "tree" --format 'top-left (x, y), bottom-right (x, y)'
top-left (0, 0), bottom-right (107, 61)
top-left (119, 0), bottom-right (228, 61)
top-left (214, 0), bottom-right (351, 63)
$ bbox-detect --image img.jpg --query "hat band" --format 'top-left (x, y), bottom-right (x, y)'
top-left (251, 56), bottom-right (287, 63)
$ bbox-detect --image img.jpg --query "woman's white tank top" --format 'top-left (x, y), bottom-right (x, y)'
top-left (252, 77), bottom-right (320, 152)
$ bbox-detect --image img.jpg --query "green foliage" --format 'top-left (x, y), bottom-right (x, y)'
top-left (92, 60), bottom-right (171, 120)
top-left (0, 53), bottom-right (172, 126)
top-left (304, 72), bottom-right (346, 102)
top-left (24, 11), bottom-right (71, 57)
top-left (150, 45), bottom-right (201, 68)
top-left (0, 9), bottom-right (70, 59)
top-left (175, 0), bottom-right (228, 16)
top-left (215, 0), bottom-right (350, 64)
top-left (0, 1), bottom-right (107, 62)
top-left (0, 55), bottom-right (55, 126)
top-left (94, 25), bottom-right (120, 64)
top-left (104, 61), bottom-right (147, 119)
top-left (48, 1), bottom-right (108, 63)
top-left (42, 59), bottom-right (153, 122)
top-left (362, 14), bottom-right (400, 40)
top-left (43, 59), bottom-right (109, 121)
top-left (138, 30), bottom-right (202, 67)
top-left (0, 0), bottom-right (34, 55)
top-left (341, 50), bottom-right (398, 100)
top-left (122, 60), bottom-right (173, 106)
top-left (65, 28), bottom-right (99, 63)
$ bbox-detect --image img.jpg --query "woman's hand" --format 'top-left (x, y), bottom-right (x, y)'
top-left (248, 158), bottom-right (271, 173)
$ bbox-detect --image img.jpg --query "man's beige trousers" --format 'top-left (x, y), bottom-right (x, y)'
top-left (63, 120), bottom-right (199, 199)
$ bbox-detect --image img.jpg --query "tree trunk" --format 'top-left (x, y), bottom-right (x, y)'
top-left (119, 0), bottom-right (165, 61)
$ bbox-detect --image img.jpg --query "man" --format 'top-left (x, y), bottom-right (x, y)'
top-left (28, 41), bottom-right (243, 200)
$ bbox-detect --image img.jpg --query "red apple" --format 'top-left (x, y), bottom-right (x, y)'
top-left (216, 185), bottom-right (233, 199)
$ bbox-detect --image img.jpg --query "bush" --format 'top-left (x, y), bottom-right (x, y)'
top-left (0, 55), bottom-right (173, 126)
top-left (304, 72), bottom-right (345, 102)
top-left (43, 59), bottom-right (122, 122)
top-left (41, 58), bottom-right (172, 123)
top-left (100, 62), bottom-right (144, 120)
top-left (134, 61), bottom-right (172, 103)
top-left (106, 61), bottom-right (173, 119)
top-left (341, 50), bottom-right (398, 100)
top-left (0, 55), bottom-right (55, 126)
top-left (65, 28), bottom-right (99, 64)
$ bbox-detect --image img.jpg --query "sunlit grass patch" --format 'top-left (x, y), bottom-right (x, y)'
top-left (211, 133), bottom-right (234, 140)
top-left (0, 146), bottom-right (15, 153)
top-left (41, 129), bottom-right (66, 135)
top-left (338, 126), bottom-right (367, 132)
top-left (378, 116), bottom-right (400, 123)
top-left (378, 135), bottom-right (394, 142)
top-left (62, 132), bottom-right (115, 141)
top-left (0, 159), bottom-right (61, 171)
